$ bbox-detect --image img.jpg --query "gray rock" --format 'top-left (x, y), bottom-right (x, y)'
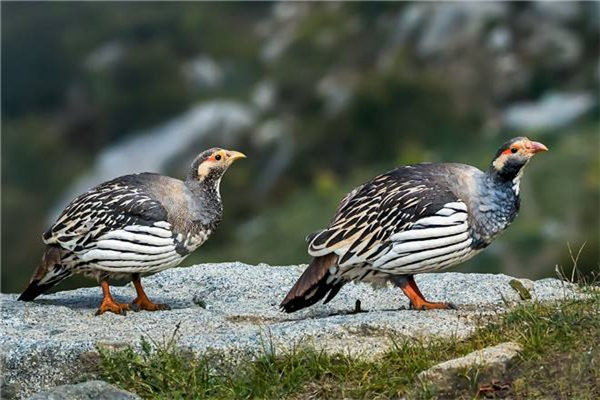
top-left (1, 263), bottom-right (581, 399)
top-left (27, 381), bottom-right (140, 400)
top-left (317, 72), bottom-right (357, 115)
top-left (259, 2), bottom-right (307, 62)
top-left (392, 3), bottom-right (508, 57)
top-left (251, 80), bottom-right (276, 111)
top-left (502, 91), bottom-right (596, 131)
top-left (418, 342), bottom-right (523, 392)
top-left (84, 42), bottom-right (124, 72)
top-left (183, 55), bottom-right (224, 89)
top-left (533, 2), bottom-right (581, 24)
top-left (523, 22), bottom-right (583, 68)
top-left (251, 118), bottom-right (294, 195)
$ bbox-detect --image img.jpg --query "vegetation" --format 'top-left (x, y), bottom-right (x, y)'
top-left (98, 292), bottom-right (600, 399)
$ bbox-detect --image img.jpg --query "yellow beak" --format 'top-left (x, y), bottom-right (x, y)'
top-left (226, 150), bottom-right (246, 163)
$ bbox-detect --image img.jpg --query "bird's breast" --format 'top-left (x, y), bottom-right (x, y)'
top-left (469, 195), bottom-right (519, 249)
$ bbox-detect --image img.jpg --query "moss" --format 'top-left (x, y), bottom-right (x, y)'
top-left (509, 279), bottom-right (532, 300)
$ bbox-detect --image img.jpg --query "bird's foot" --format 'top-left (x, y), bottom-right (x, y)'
top-left (410, 301), bottom-right (457, 310)
top-left (95, 299), bottom-right (131, 316)
top-left (132, 297), bottom-right (171, 312)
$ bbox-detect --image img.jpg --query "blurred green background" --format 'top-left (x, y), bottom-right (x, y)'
top-left (2, 2), bottom-right (599, 294)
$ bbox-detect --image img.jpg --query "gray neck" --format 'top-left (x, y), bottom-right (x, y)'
top-left (184, 177), bottom-right (223, 229)
top-left (469, 171), bottom-right (520, 249)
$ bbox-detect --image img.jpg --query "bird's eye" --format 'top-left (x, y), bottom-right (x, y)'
top-left (215, 154), bottom-right (222, 161)
top-left (510, 147), bottom-right (518, 154)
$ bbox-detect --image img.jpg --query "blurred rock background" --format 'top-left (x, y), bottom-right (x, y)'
top-left (2, 2), bottom-right (598, 293)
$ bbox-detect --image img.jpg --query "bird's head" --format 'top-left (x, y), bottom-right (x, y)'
top-left (188, 148), bottom-right (246, 184)
top-left (490, 137), bottom-right (548, 181)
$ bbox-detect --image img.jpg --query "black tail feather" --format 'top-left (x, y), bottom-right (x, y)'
top-left (18, 280), bottom-right (58, 301)
top-left (281, 254), bottom-right (342, 313)
top-left (322, 281), bottom-right (345, 305)
top-left (18, 245), bottom-right (70, 301)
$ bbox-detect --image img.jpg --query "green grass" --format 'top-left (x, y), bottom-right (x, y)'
top-left (98, 292), bottom-right (600, 400)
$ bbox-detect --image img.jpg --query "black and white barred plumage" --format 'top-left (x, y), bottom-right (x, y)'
top-left (19, 148), bottom-right (245, 304)
top-left (282, 137), bottom-right (548, 312)
top-left (45, 178), bottom-right (195, 273)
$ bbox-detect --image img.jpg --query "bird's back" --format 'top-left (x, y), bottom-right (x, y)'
top-left (44, 173), bottom-right (171, 248)
top-left (308, 162), bottom-right (483, 265)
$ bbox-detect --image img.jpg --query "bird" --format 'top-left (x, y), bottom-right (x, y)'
top-left (281, 137), bottom-right (548, 313)
top-left (18, 148), bottom-right (246, 315)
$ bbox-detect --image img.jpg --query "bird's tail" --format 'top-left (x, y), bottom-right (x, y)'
top-left (281, 253), bottom-right (343, 313)
top-left (18, 245), bottom-right (71, 301)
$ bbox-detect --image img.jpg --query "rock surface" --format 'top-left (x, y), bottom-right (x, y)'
top-left (418, 341), bottom-right (523, 392)
top-left (1, 262), bottom-right (581, 399)
top-left (501, 91), bottom-right (596, 131)
top-left (27, 381), bottom-right (141, 400)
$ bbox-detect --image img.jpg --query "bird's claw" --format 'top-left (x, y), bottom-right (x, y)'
top-left (409, 301), bottom-right (457, 310)
top-left (132, 298), bottom-right (171, 312)
top-left (95, 301), bottom-right (130, 316)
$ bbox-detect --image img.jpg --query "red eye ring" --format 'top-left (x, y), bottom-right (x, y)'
top-left (510, 147), bottom-right (518, 154)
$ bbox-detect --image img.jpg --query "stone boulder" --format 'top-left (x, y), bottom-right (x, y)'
top-left (0, 262), bottom-right (581, 399)
top-left (26, 381), bottom-right (140, 400)
top-left (418, 341), bottom-right (523, 393)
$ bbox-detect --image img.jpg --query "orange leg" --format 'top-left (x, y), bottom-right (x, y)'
top-left (131, 274), bottom-right (170, 312)
top-left (399, 275), bottom-right (456, 310)
top-left (96, 278), bottom-right (131, 316)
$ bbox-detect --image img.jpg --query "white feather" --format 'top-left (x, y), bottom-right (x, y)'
top-left (374, 236), bottom-right (472, 269)
top-left (124, 225), bottom-right (172, 238)
top-left (93, 256), bottom-right (183, 273)
top-left (394, 246), bottom-right (474, 273)
top-left (412, 212), bottom-right (467, 228)
top-left (153, 221), bottom-right (172, 230)
top-left (390, 222), bottom-right (468, 242)
top-left (95, 239), bottom-right (176, 255)
top-left (81, 248), bottom-right (177, 262)
top-left (388, 231), bottom-right (470, 254)
top-left (100, 230), bottom-right (174, 246)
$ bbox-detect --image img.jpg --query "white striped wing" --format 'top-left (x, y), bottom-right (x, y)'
top-left (372, 201), bottom-right (476, 273)
top-left (307, 165), bottom-right (480, 274)
top-left (43, 179), bottom-right (170, 252)
top-left (78, 222), bottom-right (183, 273)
